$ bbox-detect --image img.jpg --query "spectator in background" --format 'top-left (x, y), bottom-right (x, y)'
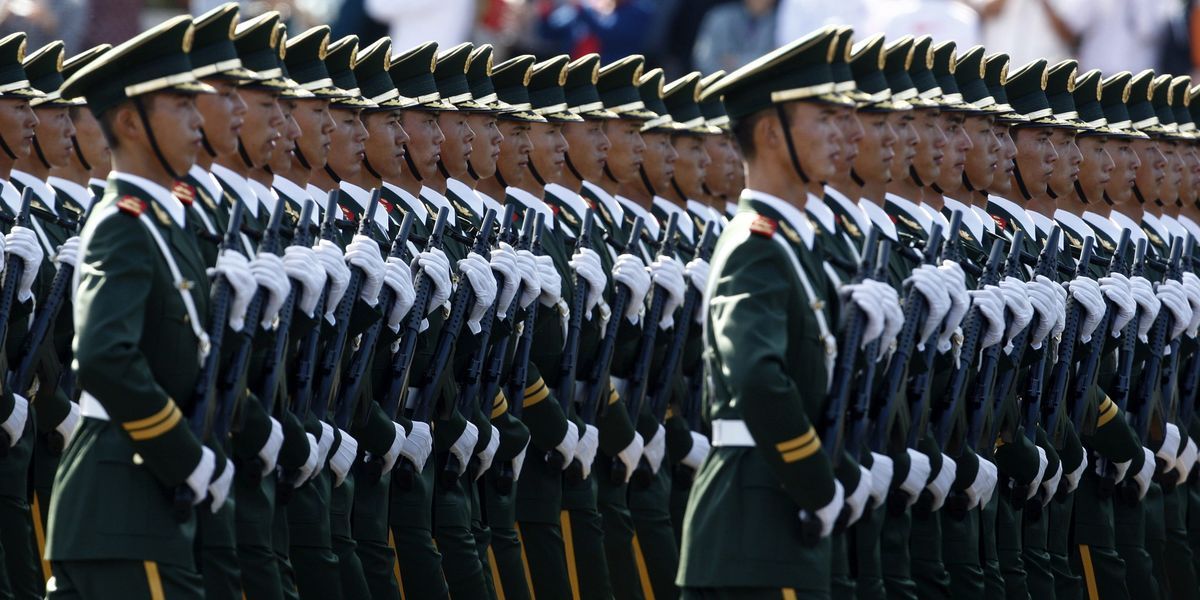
top-left (540, 0), bottom-right (656, 63)
top-left (865, 0), bottom-right (981, 50)
top-left (971, 0), bottom-right (1077, 66)
top-left (1056, 0), bottom-right (1171, 74)
top-left (775, 0), bottom-right (867, 48)
top-left (0, 0), bottom-right (86, 49)
top-left (692, 0), bottom-right (778, 75)
top-left (365, 0), bottom-right (476, 53)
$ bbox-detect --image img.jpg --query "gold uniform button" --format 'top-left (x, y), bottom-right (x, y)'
top-left (132, 453), bottom-right (145, 466)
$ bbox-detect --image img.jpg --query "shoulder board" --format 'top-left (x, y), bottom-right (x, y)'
top-left (116, 196), bottom-right (146, 216)
top-left (990, 214), bottom-right (1007, 232)
top-left (172, 181), bottom-right (196, 206)
top-left (451, 197), bottom-right (474, 218)
top-left (897, 214), bottom-right (922, 233)
top-left (749, 214), bottom-right (777, 238)
top-left (339, 204), bottom-right (356, 221)
top-left (959, 227), bottom-right (975, 243)
top-left (378, 197), bottom-right (394, 214)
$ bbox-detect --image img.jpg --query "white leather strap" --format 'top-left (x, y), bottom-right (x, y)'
top-left (80, 391), bottom-right (109, 421)
top-left (711, 419), bottom-right (755, 447)
top-left (759, 221), bottom-right (836, 381)
top-left (28, 215), bottom-right (56, 259)
top-left (136, 213), bottom-right (211, 365)
top-left (188, 204), bottom-right (217, 236)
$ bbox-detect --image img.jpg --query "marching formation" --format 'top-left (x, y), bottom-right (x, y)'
top-left (0, 4), bottom-right (1197, 600)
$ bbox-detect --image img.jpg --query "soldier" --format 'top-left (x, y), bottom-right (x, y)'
top-left (48, 44), bottom-right (111, 214)
top-left (696, 70), bottom-right (737, 231)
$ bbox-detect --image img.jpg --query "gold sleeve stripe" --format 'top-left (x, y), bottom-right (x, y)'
top-left (775, 428), bottom-right (816, 453)
top-left (781, 437), bottom-right (821, 463)
top-left (1098, 397), bottom-right (1115, 413)
top-left (492, 397), bottom-right (509, 419)
top-left (128, 406), bottom-right (182, 441)
top-left (144, 561), bottom-right (166, 600)
top-left (524, 384), bottom-right (550, 408)
top-left (1097, 402), bottom-right (1118, 428)
top-left (524, 379), bottom-right (547, 397)
top-left (666, 406), bottom-right (677, 419)
top-left (123, 400), bottom-right (177, 432)
top-left (494, 392), bottom-right (506, 408)
top-left (609, 385), bottom-right (620, 405)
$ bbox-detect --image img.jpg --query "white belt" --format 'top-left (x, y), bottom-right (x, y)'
top-left (80, 391), bottom-right (110, 421)
top-left (711, 419), bottom-right (755, 447)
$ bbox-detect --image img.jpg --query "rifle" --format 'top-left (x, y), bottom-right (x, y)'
top-left (256, 199), bottom-right (315, 417)
top-left (841, 238), bottom-right (893, 463)
top-left (1112, 239), bottom-right (1149, 415)
top-left (1129, 237), bottom-right (1184, 445)
top-left (1161, 238), bottom-right (1194, 428)
top-left (289, 193), bottom-right (343, 422)
top-left (1039, 237), bottom-right (1095, 453)
top-left (563, 216), bottom-right (646, 485)
top-left (550, 209), bottom-right (594, 471)
top-left (395, 208), bottom-right (498, 490)
top-left (967, 231), bottom-right (1025, 458)
top-left (1069, 231), bottom-right (1132, 438)
top-left (172, 197), bottom-right (245, 521)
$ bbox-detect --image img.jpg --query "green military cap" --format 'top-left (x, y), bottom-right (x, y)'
top-left (24, 42), bottom-right (83, 107)
top-left (465, 44), bottom-right (513, 112)
top-left (928, 41), bottom-right (983, 111)
top-left (61, 15), bottom-right (215, 116)
top-left (60, 44), bottom-right (110, 107)
top-left (492, 55), bottom-right (546, 123)
top-left (638, 67), bottom-right (679, 131)
top-left (699, 26), bottom-right (853, 123)
top-left (697, 70), bottom-right (730, 130)
top-left (984, 53), bottom-right (1025, 123)
top-left (849, 34), bottom-right (909, 111)
top-left (1099, 72), bottom-right (1148, 139)
top-left (830, 26), bottom-right (868, 102)
top-left (191, 2), bottom-right (259, 82)
top-left (435, 42), bottom-right (490, 111)
top-left (955, 46), bottom-right (1005, 113)
top-left (284, 26), bottom-right (355, 100)
top-left (1072, 69), bottom-right (1115, 136)
top-left (353, 37), bottom-right (412, 109)
top-left (1126, 69), bottom-right (1167, 134)
top-left (233, 11), bottom-right (291, 91)
top-left (907, 36), bottom-right (944, 107)
top-left (564, 53), bottom-right (619, 120)
top-left (881, 36), bottom-right (922, 105)
top-left (1150, 73), bottom-right (1182, 137)
top-left (528, 55), bottom-right (584, 123)
top-left (1044, 60), bottom-right (1091, 129)
top-left (663, 72), bottom-right (722, 134)
top-left (325, 36), bottom-right (375, 109)
top-left (1170, 77), bottom-right (1194, 135)
top-left (0, 33), bottom-right (42, 101)
top-left (389, 42), bottom-right (456, 111)
top-left (1004, 59), bottom-right (1070, 128)
top-left (271, 24), bottom-right (315, 99)
top-left (596, 54), bottom-right (657, 120)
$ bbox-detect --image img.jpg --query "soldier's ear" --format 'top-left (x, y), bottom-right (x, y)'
top-left (109, 102), bottom-right (145, 147)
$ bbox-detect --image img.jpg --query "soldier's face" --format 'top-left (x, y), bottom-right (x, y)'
top-left (833, 107), bottom-right (863, 172)
top-left (602, 119), bottom-right (644, 184)
top-left (0, 99), bottom-right (36, 161)
top-left (670, 133), bottom-right (708, 199)
top-left (363, 109), bottom-right (409, 181)
top-left (496, 120), bottom-right (531, 187)
top-left (1131, 139), bottom-right (1165, 203)
top-left (961, 115), bottom-right (1000, 191)
top-left (888, 112), bottom-right (918, 173)
top-left (71, 106), bottom-right (110, 171)
top-left (327, 107), bottom-right (367, 181)
top-left (528, 122), bottom-right (568, 183)
top-left (1013, 127), bottom-right (1057, 192)
top-left (237, 88), bottom-right (284, 169)
top-left (778, 101), bottom-right (842, 183)
top-left (1047, 128), bottom-right (1081, 199)
top-left (144, 92), bottom-right (203, 176)
top-left (851, 111), bottom-right (896, 185)
top-left (1076, 135), bottom-right (1114, 200)
top-left (909, 109), bottom-right (946, 187)
top-left (401, 109), bottom-right (445, 180)
top-left (935, 112), bottom-right (971, 191)
top-left (702, 133), bottom-right (739, 197)
top-left (563, 120), bottom-right (610, 183)
top-left (268, 100), bottom-right (302, 174)
top-left (437, 111), bottom-right (475, 179)
top-left (1183, 146), bottom-right (1200, 204)
top-left (33, 107), bottom-right (75, 168)
top-left (1103, 139), bottom-right (1140, 206)
top-left (292, 99), bottom-right (334, 169)
top-left (1158, 140), bottom-right (1183, 204)
top-left (640, 130), bottom-right (676, 192)
top-left (195, 79), bottom-right (245, 158)
top-left (989, 123), bottom-right (1017, 195)
top-left (467, 113), bottom-right (502, 180)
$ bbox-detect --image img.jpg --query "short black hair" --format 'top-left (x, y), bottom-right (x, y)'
top-left (731, 111), bottom-right (766, 161)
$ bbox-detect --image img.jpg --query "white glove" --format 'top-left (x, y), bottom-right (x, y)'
top-left (680, 431), bottom-right (711, 470)
top-left (399, 421), bottom-right (433, 472)
top-left (978, 456), bottom-right (999, 507)
top-left (535, 254), bottom-right (563, 307)
top-left (1, 393), bottom-right (28, 446)
top-left (1134, 447), bottom-right (1156, 500)
top-left (1040, 459), bottom-right (1063, 506)
top-left (612, 253), bottom-right (651, 322)
top-left (1064, 453), bottom-right (1088, 494)
top-left (211, 251), bottom-right (256, 331)
top-left (574, 424), bottom-right (600, 479)
top-left (283, 245), bottom-right (327, 318)
top-left (615, 433), bottom-right (644, 484)
top-left (345, 235), bottom-right (386, 305)
top-left (900, 449), bottom-right (932, 507)
top-left (413, 248), bottom-right (453, 314)
top-left (459, 252), bottom-right (499, 334)
top-left (1157, 423), bottom-right (1182, 474)
top-left (249, 252), bottom-right (291, 328)
top-left (55, 401), bottom-right (80, 447)
top-left (1029, 446), bottom-right (1048, 500)
top-left (1025, 275), bottom-right (1061, 349)
top-left (1130, 275), bottom-right (1161, 341)
top-left (379, 421), bottom-right (407, 474)
top-left (925, 453), bottom-right (957, 512)
top-left (186, 446), bottom-right (217, 506)
top-left (998, 276), bottom-right (1035, 348)
top-left (329, 429), bottom-right (358, 487)
top-left (313, 239), bottom-right (351, 317)
top-left (490, 242), bottom-right (521, 319)
top-left (556, 421), bottom-right (580, 468)
top-left (1181, 272), bottom-right (1200, 336)
top-left (1158, 280), bottom-right (1194, 341)
top-left (295, 433), bottom-right (318, 487)
top-left (685, 257), bottom-right (710, 294)
top-left (936, 261), bottom-right (971, 352)
top-left (873, 281), bottom-right (905, 353)
top-left (642, 424), bottom-right (666, 473)
top-left (1175, 436), bottom-right (1197, 485)
top-left (569, 248), bottom-right (607, 319)
top-left (315, 422), bottom-right (335, 477)
top-left (55, 235), bottom-right (80, 269)
top-left (965, 457), bottom-right (992, 510)
top-left (868, 452), bottom-right (893, 508)
top-left (905, 264), bottom-right (952, 349)
top-left (515, 249), bottom-right (542, 308)
top-left (804, 480), bottom-right (845, 539)
top-left (969, 286), bottom-right (1007, 350)
top-left (845, 466), bottom-right (872, 526)
top-left (1068, 277), bottom-right (1106, 343)
top-left (513, 439), bottom-right (529, 481)
top-left (4, 226), bottom-right (41, 300)
top-left (257, 417), bottom-right (284, 478)
top-left (649, 255), bottom-right (686, 329)
top-left (841, 282), bottom-right (888, 348)
top-left (1098, 273), bottom-right (1136, 336)
top-left (475, 425), bottom-right (500, 480)
top-left (382, 256), bottom-right (415, 330)
top-left (449, 421), bottom-right (480, 477)
top-left (208, 456), bottom-right (234, 513)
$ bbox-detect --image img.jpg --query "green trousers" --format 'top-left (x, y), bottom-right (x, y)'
top-left (197, 500), bottom-right (241, 600)
top-left (1021, 500), bottom-right (1055, 600)
top-left (288, 470), bottom-right (343, 600)
top-left (670, 465), bottom-right (695, 546)
top-left (681, 587), bottom-right (831, 599)
top-left (482, 467), bottom-right (531, 600)
top-left (47, 559), bottom-right (203, 600)
top-left (849, 502), bottom-right (886, 600)
top-left (389, 457), bottom-right (449, 599)
top-left (1188, 476), bottom-right (1200, 587)
top-left (234, 471), bottom-right (283, 600)
top-left (272, 482), bottom-right (300, 600)
top-left (1047, 492), bottom-right (1081, 600)
top-left (1161, 484), bottom-right (1198, 600)
top-left (880, 501), bottom-right (916, 600)
top-left (1114, 487), bottom-right (1159, 599)
top-left (997, 493), bottom-right (1028, 600)
top-left (515, 454), bottom-right (571, 600)
top-left (941, 502), bottom-right (984, 597)
top-left (1146, 482), bottom-right (1169, 598)
top-left (830, 531), bottom-right (854, 600)
top-left (433, 460), bottom-right (489, 600)
top-left (980, 493), bottom-right (1006, 600)
top-left (629, 463), bottom-right (681, 600)
top-left (351, 466), bottom-right (400, 600)
top-left (562, 472), bottom-right (614, 600)
top-left (0, 417), bottom-right (38, 600)
top-left (911, 503), bottom-right (951, 599)
top-left (1072, 465), bottom-right (1128, 600)
top-left (596, 455), bottom-right (644, 600)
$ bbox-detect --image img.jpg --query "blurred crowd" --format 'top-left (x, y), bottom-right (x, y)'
top-left (2, 0), bottom-right (1198, 79)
